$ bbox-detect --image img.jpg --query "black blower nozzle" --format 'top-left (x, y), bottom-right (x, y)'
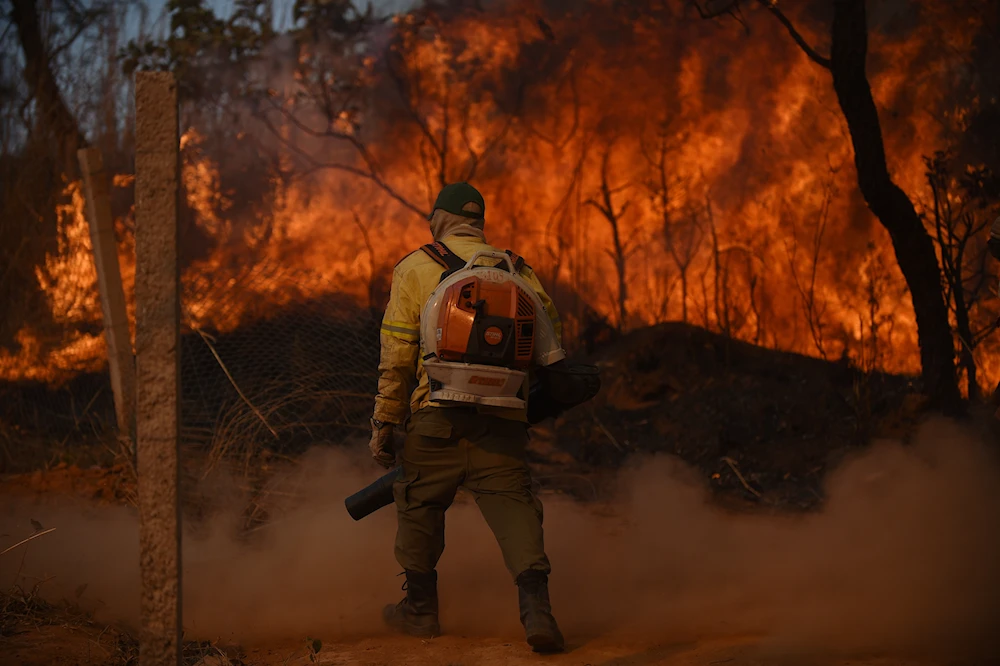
top-left (345, 465), bottom-right (402, 521)
top-left (527, 360), bottom-right (601, 424)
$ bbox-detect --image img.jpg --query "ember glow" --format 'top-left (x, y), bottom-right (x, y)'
top-left (2, 2), bottom-right (997, 390)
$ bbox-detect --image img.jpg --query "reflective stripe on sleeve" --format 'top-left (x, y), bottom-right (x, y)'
top-left (381, 320), bottom-right (420, 341)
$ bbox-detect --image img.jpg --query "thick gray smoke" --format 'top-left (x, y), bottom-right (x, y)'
top-left (1, 417), bottom-right (998, 659)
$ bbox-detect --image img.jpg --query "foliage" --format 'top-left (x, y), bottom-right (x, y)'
top-left (120, 0), bottom-right (274, 100)
top-left (924, 151), bottom-right (1000, 398)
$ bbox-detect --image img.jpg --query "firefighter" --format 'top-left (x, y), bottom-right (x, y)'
top-left (368, 182), bottom-right (565, 653)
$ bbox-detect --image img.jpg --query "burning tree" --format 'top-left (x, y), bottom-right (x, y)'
top-left (586, 140), bottom-right (636, 332)
top-left (694, 0), bottom-right (963, 407)
top-left (706, 198), bottom-right (768, 345)
top-left (924, 152), bottom-right (999, 400)
top-left (782, 174), bottom-right (834, 359)
top-left (640, 118), bottom-right (704, 325)
top-left (3, 0), bottom-right (105, 351)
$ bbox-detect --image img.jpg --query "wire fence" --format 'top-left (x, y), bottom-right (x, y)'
top-left (0, 251), bottom-right (383, 478)
top-left (177, 264), bottom-right (381, 478)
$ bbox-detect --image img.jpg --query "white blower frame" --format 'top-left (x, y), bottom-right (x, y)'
top-left (420, 250), bottom-right (566, 408)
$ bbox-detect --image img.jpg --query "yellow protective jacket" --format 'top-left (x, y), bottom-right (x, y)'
top-left (373, 234), bottom-right (561, 425)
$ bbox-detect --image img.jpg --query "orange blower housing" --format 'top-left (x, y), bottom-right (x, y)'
top-left (434, 276), bottom-right (535, 369)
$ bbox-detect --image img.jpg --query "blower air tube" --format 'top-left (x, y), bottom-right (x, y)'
top-left (527, 360), bottom-right (601, 425)
top-left (344, 465), bottom-right (402, 521)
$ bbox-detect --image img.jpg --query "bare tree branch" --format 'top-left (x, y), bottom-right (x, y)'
top-left (254, 105), bottom-right (427, 217)
top-left (783, 176), bottom-right (833, 358)
top-left (755, 0), bottom-right (831, 69)
top-left (586, 140), bottom-right (633, 331)
top-left (385, 43), bottom-right (443, 160)
top-left (522, 68), bottom-right (581, 150)
top-left (690, 0), bottom-right (750, 32)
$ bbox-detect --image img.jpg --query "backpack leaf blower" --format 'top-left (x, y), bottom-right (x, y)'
top-left (344, 243), bottom-right (601, 520)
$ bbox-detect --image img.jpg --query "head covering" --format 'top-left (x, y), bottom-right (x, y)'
top-left (429, 207), bottom-right (487, 242)
top-left (428, 182), bottom-right (486, 221)
top-left (427, 182), bottom-right (487, 241)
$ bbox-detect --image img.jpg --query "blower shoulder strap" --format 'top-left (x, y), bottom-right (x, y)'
top-left (421, 242), bottom-right (530, 279)
top-left (420, 242), bottom-right (466, 282)
top-left (499, 249), bottom-right (526, 273)
top-left (420, 242), bottom-right (465, 270)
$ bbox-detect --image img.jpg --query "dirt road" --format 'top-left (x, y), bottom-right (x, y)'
top-left (2, 420), bottom-right (998, 666)
top-left (2, 626), bottom-right (951, 666)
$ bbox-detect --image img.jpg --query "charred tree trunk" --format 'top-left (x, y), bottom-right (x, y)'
top-left (609, 217), bottom-right (628, 332)
top-left (927, 154), bottom-right (989, 404)
top-left (11, 0), bottom-right (88, 174)
top-left (742, 0), bottom-right (963, 408)
top-left (3, 0), bottom-right (89, 347)
top-left (828, 0), bottom-right (959, 410)
top-left (587, 145), bottom-right (632, 332)
top-left (679, 268), bottom-right (689, 323)
top-left (953, 290), bottom-right (978, 402)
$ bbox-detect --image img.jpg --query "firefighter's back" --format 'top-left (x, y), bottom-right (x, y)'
top-left (394, 234), bottom-right (561, 422)
top-left (374, 182), bottom-right (565, 654)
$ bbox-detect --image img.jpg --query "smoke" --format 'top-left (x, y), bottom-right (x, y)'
top-left (2, 417), bottom-right (998, 658)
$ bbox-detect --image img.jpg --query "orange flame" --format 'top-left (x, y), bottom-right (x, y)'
top-left (2, 5), bottom-right (998, 395)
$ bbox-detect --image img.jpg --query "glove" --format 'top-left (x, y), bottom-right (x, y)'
top-left (368, 418), bottom-right (396, 468)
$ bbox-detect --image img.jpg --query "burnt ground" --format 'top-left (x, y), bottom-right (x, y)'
top-left (534, 323), bottom-right (922, 511)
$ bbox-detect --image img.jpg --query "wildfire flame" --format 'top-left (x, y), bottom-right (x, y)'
top-left (2, 3), bottom-right (998, 393)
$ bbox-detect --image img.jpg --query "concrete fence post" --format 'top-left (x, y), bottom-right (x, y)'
top-left (134, 71), bottom-right (182, 666)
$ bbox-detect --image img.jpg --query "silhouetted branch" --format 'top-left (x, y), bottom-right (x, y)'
top-left (756, 0), bottom-right (831, 69)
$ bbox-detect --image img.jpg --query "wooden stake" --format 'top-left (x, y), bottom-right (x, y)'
top-left (78, 147), bottom-right (136, 442)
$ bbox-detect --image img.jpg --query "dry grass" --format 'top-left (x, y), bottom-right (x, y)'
top-left (0, 581), bottom-right (57, 637)
top-left (1, 586), bottom-right (252, 666)
top-left (202, 381), bottom-right (372, 481)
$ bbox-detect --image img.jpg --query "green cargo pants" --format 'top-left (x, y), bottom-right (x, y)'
top-left (392, 406), bottom-right (551, 580)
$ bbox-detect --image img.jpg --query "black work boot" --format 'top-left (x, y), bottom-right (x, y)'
top-left (516, 569), bottom-right (565, 653)
top-left (383, 570), bottom-right (440, 638)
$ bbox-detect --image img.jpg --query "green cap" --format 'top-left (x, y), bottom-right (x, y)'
top-left (428, 182), bottom-right (485, 221)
